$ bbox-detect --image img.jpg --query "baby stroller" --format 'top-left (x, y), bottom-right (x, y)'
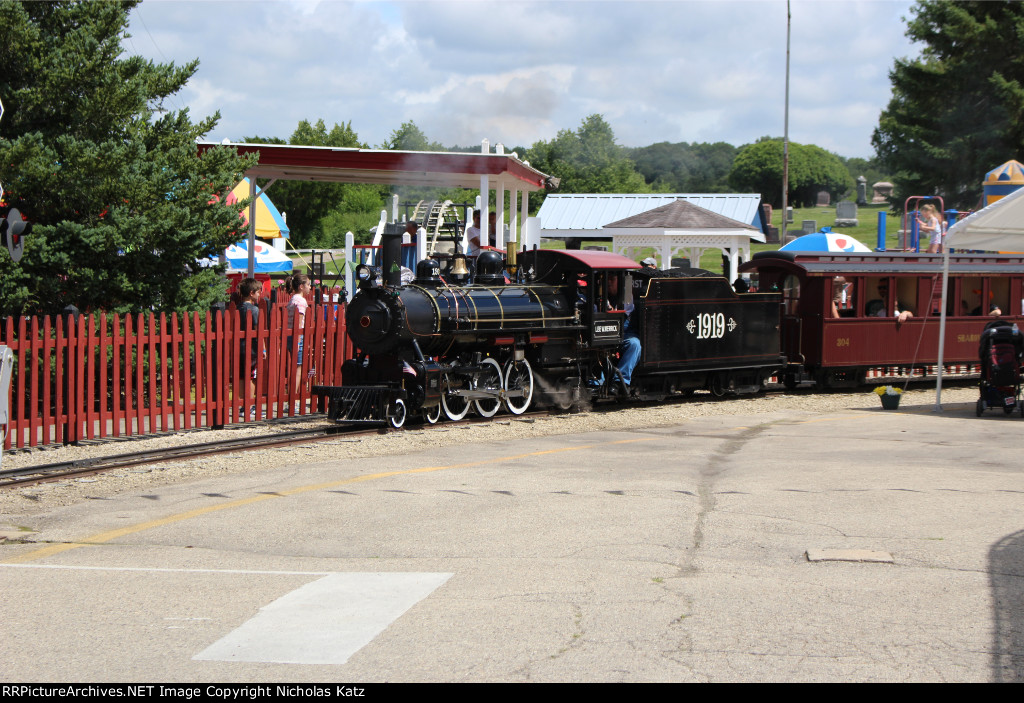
top-left (976, 320), bottom-right (1024, 416)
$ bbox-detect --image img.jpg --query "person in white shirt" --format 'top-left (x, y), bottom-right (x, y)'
top-left (466, 209), bottom-right (485, 255)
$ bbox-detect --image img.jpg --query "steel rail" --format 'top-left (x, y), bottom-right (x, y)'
top-left (0, 424), bottom-right (371, 489)
top-left (0, 411), bottom-right (551, 489)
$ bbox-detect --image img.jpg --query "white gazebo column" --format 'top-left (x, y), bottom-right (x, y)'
top-left (689, 248), bottom-right (704, 269)
top-left (479, 175), bottom-right (490, 249)
top-left (519, 191), bottom-right (529, 252)
top-left (495, 181), bottom-right (506, 249)
top-left (509, 186), bottom-right (519, 250)
top-left (726, 248), bottom-right (739, 283)
top-left (463, 205), bottom-right (473, 253)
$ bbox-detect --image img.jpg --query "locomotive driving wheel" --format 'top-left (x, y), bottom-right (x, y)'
top-left (503, 359), bottom-right (534, 415)
top-left (441, 372), bottom-right (471, 421)
top-left (388, 398), bottom-right (407, 429)
top-left (473, 358), bottom-right (503, 418)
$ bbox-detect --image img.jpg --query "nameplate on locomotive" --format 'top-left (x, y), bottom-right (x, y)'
top-left (594, 321), bottom-right (620, 343)
top-left (686, 313), bottom-right (738, 339)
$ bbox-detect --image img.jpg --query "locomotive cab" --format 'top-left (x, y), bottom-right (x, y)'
top-left (596, 270), bottom-right (633, 348)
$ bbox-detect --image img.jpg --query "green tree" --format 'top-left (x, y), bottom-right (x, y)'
top-left (873, 1), bottom-right (1024, 209)
top-left (0, 0), bottom-right (256, 316)
top-left (727, 138), bottom-right (852, 208)
top-left (526, 114), bottom-right (650, 209)
top-left (241, 119), bottom-right (382, 248)
top-left (382, 121), bottom-right (446, 152)
top-left (381, 121), bottom-right (479, 216)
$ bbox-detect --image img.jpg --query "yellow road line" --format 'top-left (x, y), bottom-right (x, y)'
top-left (793, 414), bottom-right (872, 425)
top-left (5, 439), bottom-right (654, 564)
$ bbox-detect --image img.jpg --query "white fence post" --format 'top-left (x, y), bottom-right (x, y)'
top-left (371, 209), bottom-right (387, 248)
top-left (344, 231), bottom-right (355, 301)
top-left (523, 216), bottom-right (541, 251)
top-left (416, 226), bottom-right (427, 264)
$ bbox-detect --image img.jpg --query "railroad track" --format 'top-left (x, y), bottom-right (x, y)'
top-left (0, 423), bottom-right (376, 489)
top-left (0, 411), bottom-right (551, 489)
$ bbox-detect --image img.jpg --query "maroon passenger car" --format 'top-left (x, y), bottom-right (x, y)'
top-left (739, 252), bottom-right (1024, 387)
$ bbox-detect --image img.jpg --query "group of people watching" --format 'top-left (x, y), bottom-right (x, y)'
top-left (234, 273), bottom-right (311, 419)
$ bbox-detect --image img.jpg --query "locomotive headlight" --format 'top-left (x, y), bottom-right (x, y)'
top-left (356, 264), bottom-right (376, 289)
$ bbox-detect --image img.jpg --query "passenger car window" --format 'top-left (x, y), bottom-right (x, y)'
top-left (781, 275), bottom-right (800, 316)
top-left (895, 278), bottom-right (918, 316)
top-left (865, 277), bottom-right (888, 317)
top-left (990, 277), bottom-right (1010, 316)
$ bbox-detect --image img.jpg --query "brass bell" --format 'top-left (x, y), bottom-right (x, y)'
top-left (450, 255), bottom-right (470, 277)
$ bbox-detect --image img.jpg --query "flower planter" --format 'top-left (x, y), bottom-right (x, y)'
top-left (880, 394), bottom-right (901, 410)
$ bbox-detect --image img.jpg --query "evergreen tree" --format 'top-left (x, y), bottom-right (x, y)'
top-left (872, 1), bottom-right (1024, 209)
top-left (0, 0), bottom-right (256, 316)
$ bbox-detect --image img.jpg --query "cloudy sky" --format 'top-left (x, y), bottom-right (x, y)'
top-left (126, 0), bottom-right (920, 159)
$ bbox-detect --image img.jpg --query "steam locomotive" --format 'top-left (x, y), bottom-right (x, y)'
top-left (313, 227), bottom-right (784, 428)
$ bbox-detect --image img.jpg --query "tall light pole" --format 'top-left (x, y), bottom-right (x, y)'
top-left (782, 0), bottom-right (791, 242)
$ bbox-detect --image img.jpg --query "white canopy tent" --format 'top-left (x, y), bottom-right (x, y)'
top-left (936, 186), bottom-right (1024, 408)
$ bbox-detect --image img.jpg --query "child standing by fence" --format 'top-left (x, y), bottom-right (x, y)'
top-left (286, 274), bottom-right (310, 409)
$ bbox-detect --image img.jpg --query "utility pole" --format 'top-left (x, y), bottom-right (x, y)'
top-left (782, 0), bottom-right (791, 242)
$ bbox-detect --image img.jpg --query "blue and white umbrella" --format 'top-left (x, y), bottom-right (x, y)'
top-left (204, 240), bottom-right (293, 272)
top-left (779, 229), bottom-right (872, 253)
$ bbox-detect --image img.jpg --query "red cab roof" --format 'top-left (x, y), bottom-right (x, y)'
top-left (197, 142), bottom-right (556, 191)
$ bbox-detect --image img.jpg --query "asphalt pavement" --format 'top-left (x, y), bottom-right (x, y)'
top-left (1, 400), bottom-right (1022, 682)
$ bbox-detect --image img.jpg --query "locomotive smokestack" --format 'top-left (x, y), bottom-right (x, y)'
top-left (380, 223), bottom-right (404, 287)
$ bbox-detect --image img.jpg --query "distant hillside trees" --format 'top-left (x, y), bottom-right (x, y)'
top-left (628, 141), bottom-right (737, 192)
top-left (0, 0), bottom-right (256, 316)
top-left (872, 1), bottom-right (1024, 209)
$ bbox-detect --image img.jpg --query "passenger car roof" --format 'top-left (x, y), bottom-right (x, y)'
top-left (743, 251), bottom-right (1024, 276)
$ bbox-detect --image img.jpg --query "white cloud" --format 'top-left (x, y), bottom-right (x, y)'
top-left (128, 0), bottom-right (918, 158)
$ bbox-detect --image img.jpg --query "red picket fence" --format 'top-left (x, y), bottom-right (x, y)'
top-left (1, 291), bottom-right (351, 449)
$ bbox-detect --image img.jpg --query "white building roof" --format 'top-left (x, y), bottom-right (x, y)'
top-left (536, 193), bottom-right (764, 234)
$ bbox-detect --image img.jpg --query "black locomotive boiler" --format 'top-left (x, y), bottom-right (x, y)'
top-left (313, 230), bottom-right (784, 427)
